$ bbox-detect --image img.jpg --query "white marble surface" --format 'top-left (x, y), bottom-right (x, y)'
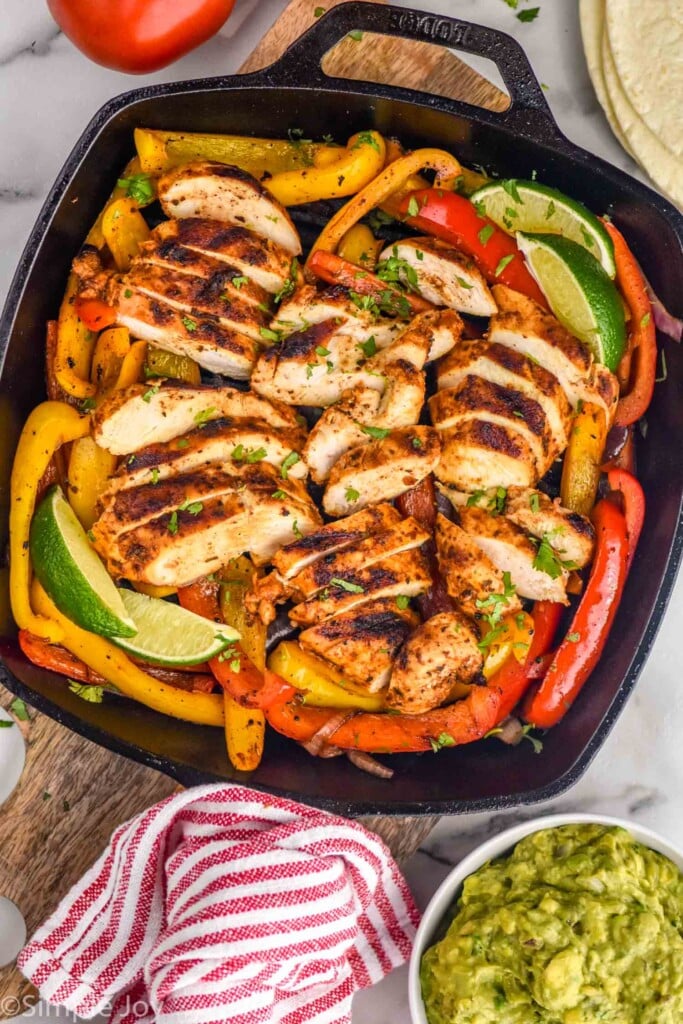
top-left (0, 0), bottom-right (681, 1021)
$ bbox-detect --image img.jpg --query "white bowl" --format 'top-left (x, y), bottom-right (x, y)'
top-left (408, 812), bottom-right (683, 1024)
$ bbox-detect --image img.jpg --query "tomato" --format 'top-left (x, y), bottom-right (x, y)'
top-left (47, 0), bottom-right (236, 74)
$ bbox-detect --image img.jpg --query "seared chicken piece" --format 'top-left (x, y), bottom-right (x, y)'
top-left (458, 505), bottom-right (569, 603)
top-left (299, 598), bottom-right (419, 692)
top-left (150, 219), bottom-right (296, 295)
top-left (275, 285), bottom-right (405, 348)
top-left (113, 286), bottom-right (260, 378)
top-left (93, 381), bottom-right (303, 455)
top-left (436, 513), bottom-right (523, 619)
top-left (385, 611), bottom-right (483, 715)
top-left (289, 517), bottom-right (430, 599)
top-left (430, 376), bottom-right (554, 478)
top-left (371, 308), bottom-right (463, 365)
top-left (435, 421), bottom-right (538, 491)
top-left (503, 486), bottom-right (595, 567)
top-left (289, 548), bottom-right (431, 627)
top-left (303, 385), bottom-right (381, 485)
top-left (372, 360), bottom-right (425, 429)
top-left (489, 285), bottom-right (619, 421)
top-left (437, 339), bottom-right (572, 455)
top-left (379, 238), bottom-right (497, 317)
top-left (272, 503), bottom-right (402, 579)
top-left (323, 426), bottom-right (441, 516)
top-left (124, 260), bottom-right (269, 342)
top-left (93, 463), bottom-right (320, 587)
top-left (107, 417), bottom-right (308, 493)
top-left (158, 161), bottom-right (301, 255)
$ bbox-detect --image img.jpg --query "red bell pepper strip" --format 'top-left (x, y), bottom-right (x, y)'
top-left (603, 222), bottom-right (657, 427)
top-left (523, 498), bottom-right (629, 729)
top-left (178, 579), bottom-right (296, 709)
top-left (265, 600), bottom-right (563, 753)
top-left (307, 250), bottom-right (434, 314)
top-left (398, 188), bottom-right (548, 308)
top-left (606, 468), bottom-right (645, 571)
top-left (74, 296), bottom-right (117, 332)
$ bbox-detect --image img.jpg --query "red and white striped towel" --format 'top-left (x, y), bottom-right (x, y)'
top-left (19, 784), bottom-right (419, 1024)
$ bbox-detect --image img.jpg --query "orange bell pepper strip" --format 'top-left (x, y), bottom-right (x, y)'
top-left (265, 601), bottom-right (563, 753)
top-left (523, 499), bottom-right (629, 729)
top-left (603, 221), bottom-right (657, 427)
top-left (307, 250), bottom-right (434, 315)
top-left (74, 297), bottom-right (117, 333)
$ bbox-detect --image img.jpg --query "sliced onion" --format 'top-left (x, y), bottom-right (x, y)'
top-left (639, 269), bottom-right (683, 342)
top-left (301, 710), bottom-right (357, 757)
top-left (602, 423), bottom-right (629, 463)
top-left (347, 750), bottom-right (394, 779)
top-left (494, 716), bottom-right (525, 746)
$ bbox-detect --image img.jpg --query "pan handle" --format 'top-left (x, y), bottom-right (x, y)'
top-left (257, 1), bottom-right (562, 140)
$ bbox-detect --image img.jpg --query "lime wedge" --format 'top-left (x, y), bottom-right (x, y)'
top-left (113, 589), bottom-right (240, 665)
top-left (471, 179), bottom-right (616, 278)
top-left (516, 232), bottom-right (626, 371)
top-left (30, 486), bottom-right (136, 638)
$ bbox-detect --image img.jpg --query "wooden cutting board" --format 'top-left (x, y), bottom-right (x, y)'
top-left (0, 3), bottom-right (505, 1012)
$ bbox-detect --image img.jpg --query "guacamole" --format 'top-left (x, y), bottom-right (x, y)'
top-left (420, 824), bottom-right (683, 1024)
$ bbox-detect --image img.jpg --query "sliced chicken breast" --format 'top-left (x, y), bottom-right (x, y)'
top-left (289, 548), bottom-right (431, 627)
top-left (435, 421), bottom-right (538, 491)
top-left (437, 339), bottom-right (572, 455)
top-left (489, 285), bottom-right (619, 421)
top-left (272, 503), bottom-right (402, 579)
top-left (289, 517), bottom-right (431, 599)
top-left (114, 287), bottom-right (259, 378)
top-left (299, 598), bottom-right (419, 692)
top-left (458, 505), bottom-right (569, 603)
top-left (385, 611), bottom-right (483, 715)
top-left (430, 376), bottom-right (554, 477)
top-left (151, 218), bottom-right (296, 294)
top-left (436, 513), bottom-right (523, 619)
top-left (503, 486), bottom-right (595, 568)
top-left (276, 285), bottom-right (405, 348)
top-left (323, 426), bottom-right (441, 516)
top-left (380, 237), bottom-right (497, 316)
top-left (93, 381), bottom-right (302, 454)
top-left (371, 308), bottom-right (463, 366)
top-left (158, 161), bottom-right (301, 255)
top-left (303, 385), bottom-right (381, 484)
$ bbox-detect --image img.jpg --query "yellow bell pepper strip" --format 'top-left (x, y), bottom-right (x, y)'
top-left (133, 582), bottom-right (178, 599)
top-left (31, 581), bottom-right (224, 726)
top-left (560, 401), bottom-right (608, 515)
top-left (87, 156), bottom-right (149, 249)
top-left (102, 198), bottom-right (150, 272)
top-left (268, 641), bottom-right (385, 712)
top-left (90, 326), bottom-right (131, 391)
top-left (66, 436), bottom-right (117, 531)
top-left (10, 401), bottom-right (91, 641)
top-left (114, 340), bottom-right (148, 390)
top-left (134, 127), bottom-right (338, 178)
top-left (265, 131), bottom-right (386, 207)
top-left (306, 147), bottom-right (463, 267)
top-left (145, 345), bottom-right (201, 385)
top-left (337, 223), bottom-right (383, 268)
top-left (55, 275), bottom-right (97, 400)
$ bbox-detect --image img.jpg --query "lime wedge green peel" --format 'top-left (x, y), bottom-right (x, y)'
top-left (515, 232), bottom-right (626, 371)
top-left (113, 589), bottom-right (240, 666)
top-left (471, 179), bottom-right (616, 278)
top-left (30, 486), bottom-right (137, 638)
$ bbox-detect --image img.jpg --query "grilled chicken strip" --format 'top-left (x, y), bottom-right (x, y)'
top-left (275, 285), bottom-right (405, 348)
top-left (289, 547), bottom-right (431, 627)
top-left (288, 517), bottom-right (430, 599)
top-left (299, 598), bottom-right (419, 692)
top-left (435, 421), bottom-right (539, 491)
top-left (489, 285), bottom-right (619, 421)
top-left (158, 161), bottom-right (301, 255)
top-left (323, 426), bottom-right (441, 516)
top-left (370, 308), bottom-right (463, 365)
top-left (379, 238), bottom-right (497, 317)
top-left (436, 513), bottom-right (523, 619)
top-left (503, 487), bottom-right (595, 567)
top-left (93, 463), bottom-right (320, 587)
top-left (430, 376), bottom-right (555, 479)
top-left (437, 338), bottom-right (572, 456)
top-left (150, 218), bottom-right (296, 295)
top-left (385, 611), bottom-right (483, 715)
top-left (458, 505), bottom-right (569, 603)
top-left (93, 381), bottom-right (303, 455)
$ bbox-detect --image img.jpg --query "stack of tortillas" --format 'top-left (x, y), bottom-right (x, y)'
top-left (579, 0), bottom-right (682, 209)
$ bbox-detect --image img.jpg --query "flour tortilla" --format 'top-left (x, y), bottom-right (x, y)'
top-left (605, 0), bottom-right (683, 160)
top-left (601, 28), bottom-right (683, 209)
top-left (579, 0), bottom-right (634, 158)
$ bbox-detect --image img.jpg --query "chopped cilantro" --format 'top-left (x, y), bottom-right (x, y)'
top-left (315, 345), bottom-right (331, 356)
top-left (490, 486), bottom-right (507, 514)
top-left (345, 487), bottom-right (360, 502)
top-left (68, 681), bottom-right (104, 703)
top-left (566, 632), bottom-right (581, 643)
top-left (231, 275), bottom-right (248, 289)
top-left (357, 335), bottom-right (377, 358)
top-left (546, 199), bottom-right (556, 220)
top-left (348, 29), bottom-right (363, 41)
top-left (376, 247), bottom-right (420, 292)
top-left (314, 5), bottom-right (325, 14)
top-left (150, 467), bottom-right (160, 485)
top-left (0, 720), bottom-right (13, 729)
top-left (406, 196), bottom-right (420, 218)
top-left (194, 406), bottom-right (216, 426)
top-left (142, 385), bottom-right (160, 403)
top-left (429, 732), bottom-right (455, 752)
top-left (176, 438), bottom-right (189, 449)
top-left (478, 223), bottom-right (495, 246)
top-left (10, 698), bottom-right (28, 721)
top-left (466, 490), bottom-right (485, 508)
top-left (124, 288), bottom-right (132, 298)
top-left (272, 489), bottom-right (287, 500)
top-left (640, 312), bottom-right (651, 328)
top-left (292, 519), bottom-right (303, 540)
top-left (259, 326), bottom-right (284, 343)
top-left (412, 436), bottom-right (423, 449)
top-left (517, 7), bottom-right (539, 22)
top-left (181, 315), bottom-right (198, 332)
top-left (494, 253), bottom-right (515, 277)
top-left (532, 534), bottom-right (578, 578)
top-left (456, 275), bottom-right (474, 290)
top-left (396, 595), bottom-right (411, 610)
top-left (231, 445), bottom-right (267, 464)
top-left (330, 577), bottom-right (365, 593)
top-left (274, 258), bottom-right (299, 304)
top-left (178, 498), bottom-right (204, 515)
top-left (529, 492), bottom-right (541, 514)
top-left (353, 131), bottom-right (381, 152)
top-left (167, 510), bottom-right (179, 535)
top-left (281, 451), bottom-right (300, 479)
top-left (501, 179), bottom-right (523, 204)
top-left (117, 173), bottom-right (154, 205)
top-left (359, 424), bottom-right (390, 440)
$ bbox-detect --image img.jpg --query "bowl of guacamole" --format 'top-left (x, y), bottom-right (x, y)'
top-left (410, 814), bottom-right (683, 1024)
